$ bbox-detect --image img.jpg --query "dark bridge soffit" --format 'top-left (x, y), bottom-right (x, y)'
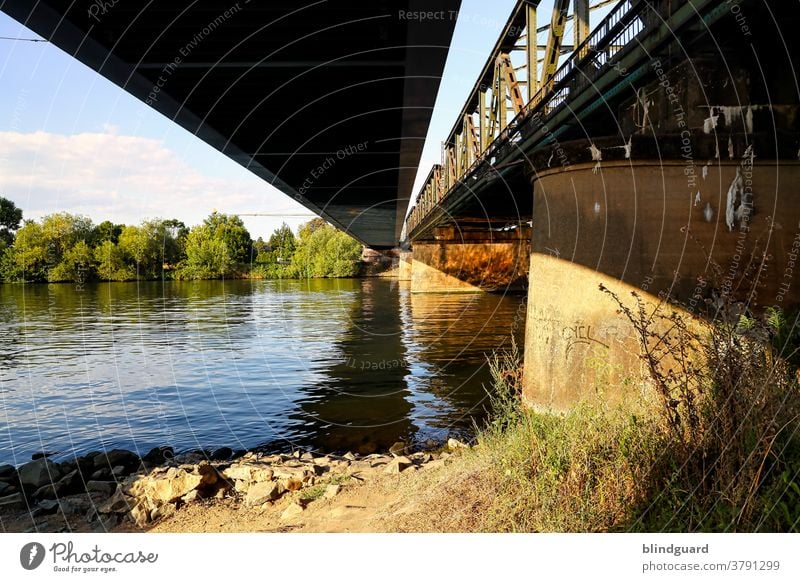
top-left (1, 0), bottom-right (461, 248)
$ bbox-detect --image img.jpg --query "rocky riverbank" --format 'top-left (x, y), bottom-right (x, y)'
top-left (0, 439), bottom-right (470, 533)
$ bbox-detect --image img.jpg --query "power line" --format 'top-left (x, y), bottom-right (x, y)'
top-left (0, 36), bottom-right (47, 42)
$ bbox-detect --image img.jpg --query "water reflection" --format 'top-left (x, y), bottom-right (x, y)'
top-left (0, 279), bottom-right (524, 464)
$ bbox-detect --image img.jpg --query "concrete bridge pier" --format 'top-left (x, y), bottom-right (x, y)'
top-left (409, 223), bottom-right (531, 293)
top-left (522, 152), bottom-right (800, 410)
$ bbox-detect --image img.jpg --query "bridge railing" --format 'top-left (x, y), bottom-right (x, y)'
top-left (406, 0), bottom-right (657, 237)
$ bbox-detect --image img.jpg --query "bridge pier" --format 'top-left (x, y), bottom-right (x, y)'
top-left (522, 156), bottom-right (800, 410)
top-left (409, 224), bottom-right (530, 293)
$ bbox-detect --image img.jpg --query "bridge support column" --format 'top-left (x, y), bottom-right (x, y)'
top-left (523, 158), bottom-right (800, 410)
top-left (410, 224), bottom-right (531, 293)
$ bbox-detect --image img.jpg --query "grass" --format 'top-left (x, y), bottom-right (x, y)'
top-left (387, 306), bottom-right (800, 532)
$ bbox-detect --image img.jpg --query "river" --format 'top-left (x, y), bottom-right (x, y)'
top-left (0, 278), bottom-right (525, 465)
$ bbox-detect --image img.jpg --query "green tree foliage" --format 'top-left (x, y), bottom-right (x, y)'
top-left (89, 220), bottom-right (124, 246)
top-left (49, 240), bottom-right (94, 282)
top-left (3, 220), bottom-right (48, 282)
top-left (290, 220), bottom-right (362, 278)
top-left (0, 196), bottom-right (23, 247)
top-left (94, 240), bottom-right (135, 281)
top-left (203, 211), bottom-right (252, 263)
top-left (178, 224), bottom-right (234, 279)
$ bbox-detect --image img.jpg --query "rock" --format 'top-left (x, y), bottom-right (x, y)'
top-left (173, 451), bottom-right (206, 464)
top-left (389, 441), bottom-right (406, 455)
top-left (447, 438), bottom-right (469, 451)
top-left (291, 450), bottom-right (301, 459)
top-left (130, 502), bottom-right (151, 527)
top-left (36, 499), bottom-right (60, 514)
top-left (18, 458), bottom-right (63, 490)
top-left (93, 513), bottom-right (119, 531)
top-left (93, 449), bottom-right (140, 471)
top-left (280, 502), bottom-right (304, 521)
top-left (222, 464), bottom-right (273, 483)
top-left (245, 481), bottom-right (282, 506)
top-left (33, 469), bottom-right (80, 499)
top-left (383, 456), bottom-right (412, 474)
top-left (86, 481), bottom-right (117, 496)
top-left (343, 452), bottom-right (356, 461)
top-left (0, 481), bottom-right (15, 496)
top-left (282, 477), bottom-right (303, 492)
top-left (233, 480), bottom-right (250, 494)
top-left (271, 466), bottom-right (307, 481)
top-left (300, 452), bottom-right (314, 461)
top-left (31, 451), bottom-right (57, 460)
top-left (0, 464), bottom-right (15, 480)
top-left (0, 492), bottom-right (26, 511)
top-left (90, 468), bottom-right (111, 480)
top-left (150, 503), bottom-right (176, 522)
top-left (369, 457), bottom-right (390, 468)
top-left (182, 490), bottom-right (199, 504)
top-left (142, 446), bottom-right (173, 466)
top-left (421, 459), bottom-right (446, 471)
top-left (148, 471), bottom-right (203, 504)
top-left (214, 488), bottom-right (227, 500)
top-left (357, 442), bottom-right (377, 455)
top-left (97, 489), bottom-right (131, 514)
top-left (112, 465), bottom-right (128, 477)
top-left (210, 447), bottom-right (233, 461)
top-left (323, 484), bottom-right (340, 499)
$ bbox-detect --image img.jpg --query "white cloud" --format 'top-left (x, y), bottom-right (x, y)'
top-left (0, 130), bottom-right (313, 237)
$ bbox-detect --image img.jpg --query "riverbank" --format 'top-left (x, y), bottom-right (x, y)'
top-left (0, 440), bottom-right (471, 533)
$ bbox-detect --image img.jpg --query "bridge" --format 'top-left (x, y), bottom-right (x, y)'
top-left (401, 0), bottom-right (800, 408)
top-left (3, 0), bottom-right (799, 410)
top-left (0, 0), bottom-right (461, 249)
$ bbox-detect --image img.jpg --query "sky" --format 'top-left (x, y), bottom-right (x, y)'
top-left (0, 0), bottom-right (598, 240)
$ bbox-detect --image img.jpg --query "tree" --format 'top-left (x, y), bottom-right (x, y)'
top-left (290, 220), bottom-right (362, 278)
top-left (5, 220), bottom-right (48, 282)
top-left (118, 224), bottom-right (159, 278)
top-left (89, 220), bottom-right (124, 246)
top-left (268, 222), bottom-right (296, 262)
top-left (203, 211), bottom-right (252, 264)
top-left (49, 240), bottom-right (95, 282)
top-left (94, 240), bottom-right (135, 281)
top-left (0, 197), bottom-right (22, 246)
top-left (178, 224), bottom-right (234, 279)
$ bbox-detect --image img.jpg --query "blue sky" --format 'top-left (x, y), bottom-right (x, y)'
top-left (0, 0), bottom-right (600, 239)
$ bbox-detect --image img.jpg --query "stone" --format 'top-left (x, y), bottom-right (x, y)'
top-left (389, 441), bottom-right (406, 455)
top-left (36, 499), bottom-right (60, 514)
top-left (149, 471), bottom-right (203, 504)
top-left (447, 438), bottom-right (469, 451)
top-left (150, 503), bottom-right (176, 522)
top-left (0, 481), bottom-right (14, 496)
top-left (280, 502), bottom-right (304, 521)
top-left (130, 502), bottom-right (151, 527)
top-left (222, 464), bottom-right (272, 483)
top-left (142, 446), bottom-right (173, 466)
top-left (282, 477), bottom-right (303, 492)
top-left (172, 451), bottom-right (205, 465)
top-left (33, 469), bottom-right (80, 499)
top-left (93, 513), bottom-right (119, 531)
top-left (383, 456), bottom-right (412, 474)
top-left (300, 452), bottom-right (314, 461)
top-left (0, 492), bottom-right (26, 511)
top-left (18, 458), bottom-right (63, 490)
top-left (357, 442), bottom-right (377, 455)
top-left (291, 450), bottom-right (301, 459)
top-left (182, 490), bottom-right (199, 504)
top-left (421, 459), bottom-right (446, 471)
top-left (98, 489), bottom-right (131, 514)
top-left (370, 457), bottom-right (390, 468)
top-left (245, 481), bottom-right (282, 506)
top-left (271, 466), bottom-right (307, 481)
top-left (31, 451), bottom-right (56, 460)
top-left (0, 464), bottom-right (15, 480)
top-left (343, 452), bottom-right (356, 461)
top-left (93, 449), bottom-right (140, 471)
top-left (196, 461), bottom-right (219, 487)
top-left (86, 481), bottom-right (116, 496)
top-left (234, 480), bottom-right (250, 494)
top-left (323, 484), bottom-right (340, 499)
top-left (210, 447), bottom-right (233, 461)
top-left (90, 468), bottom-right (111, 481)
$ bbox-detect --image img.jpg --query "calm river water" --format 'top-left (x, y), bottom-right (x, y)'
top-left (0, 278), bottom-right (525, 465)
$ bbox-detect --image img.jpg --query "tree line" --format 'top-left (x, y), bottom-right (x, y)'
top-left (0, 197), bottom-right (363, 283)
